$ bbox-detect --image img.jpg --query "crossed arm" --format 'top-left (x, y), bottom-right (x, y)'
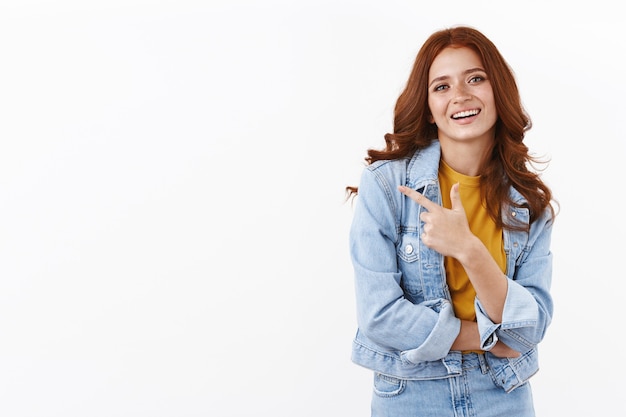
top-left (398, 183), bottom-right (519, 358)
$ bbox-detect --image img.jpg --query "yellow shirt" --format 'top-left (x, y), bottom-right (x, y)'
top-left (438, 160), bottom-right (506, 322)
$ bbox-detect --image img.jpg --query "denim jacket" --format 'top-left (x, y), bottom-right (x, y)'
top-left (349, 140), bottom-right (554, 393)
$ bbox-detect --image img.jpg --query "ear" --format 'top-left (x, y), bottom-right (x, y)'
top-left (428, 114), bottom-right (435, 124)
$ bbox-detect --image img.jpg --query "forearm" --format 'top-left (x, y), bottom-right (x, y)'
top-left (457, 236), bottom-right (507, 324)
top-left (450, 319), bottom-right (520, 357)
top-left (450, 320), bottom-right (480, 351)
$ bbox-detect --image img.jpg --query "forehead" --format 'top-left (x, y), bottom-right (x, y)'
top-left (428, 47), bottom-right (484, 80)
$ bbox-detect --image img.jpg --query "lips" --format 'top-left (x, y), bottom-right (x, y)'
top-left (451, 109), bottom-right (480, 119)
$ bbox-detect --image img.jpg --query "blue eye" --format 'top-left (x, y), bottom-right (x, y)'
top-left (434, 84), bottom-right (448, 92)
top-left (469, 75), bottom-right (485, 83)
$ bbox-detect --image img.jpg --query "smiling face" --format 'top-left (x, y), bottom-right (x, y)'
top-left (427, 46), bottom-right (498, 150)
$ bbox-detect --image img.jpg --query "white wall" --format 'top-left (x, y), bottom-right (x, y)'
top-left (0, 1), bottom-right (622, 415)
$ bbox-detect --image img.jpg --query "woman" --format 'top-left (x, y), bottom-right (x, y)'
top-left (347, 26), bottom-right (556, 416)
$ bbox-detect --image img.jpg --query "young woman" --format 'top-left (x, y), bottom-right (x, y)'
top-left (347, 26), bottom-right (556, 416)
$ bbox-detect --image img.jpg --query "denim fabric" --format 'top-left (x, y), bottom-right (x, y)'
top-left (349, 140), bottom-right (554, 394)
top-left (370, 353), bottom-right (535, 416)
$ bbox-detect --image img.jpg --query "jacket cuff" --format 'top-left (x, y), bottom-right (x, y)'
top-left (475, 280), bottom-right (539, 350)
top-left (400, 299), bottom-right (461, 363)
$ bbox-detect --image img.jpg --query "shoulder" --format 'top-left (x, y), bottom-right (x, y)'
top-left (367, 157), bottom-right (410, 174)
top-left (359, 158), bottom-right (410, 199)
top-left (359, 140), bottom-right (441, 191)
top-left (366, 141), bottom-right (441, 176)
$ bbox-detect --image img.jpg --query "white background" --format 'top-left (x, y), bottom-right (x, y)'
top-left (0, 1), bottom-right (623, 416)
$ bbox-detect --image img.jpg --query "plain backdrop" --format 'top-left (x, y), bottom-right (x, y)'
top-left (0, 1), bottom-right (623, 416)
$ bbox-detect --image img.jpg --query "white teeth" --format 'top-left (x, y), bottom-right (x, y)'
top-left (452, 109), bottom-right (479, 119)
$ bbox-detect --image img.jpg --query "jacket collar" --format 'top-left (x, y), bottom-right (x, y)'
top-left (406, 140), bottom-right (441, 189)
top-left (406, 139), bottom-right (529, 207)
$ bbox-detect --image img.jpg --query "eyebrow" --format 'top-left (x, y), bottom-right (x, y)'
top-left (428, 67), bottom-right (486, 88)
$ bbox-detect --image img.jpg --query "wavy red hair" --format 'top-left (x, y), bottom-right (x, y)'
top-left (347, 26), bottom-right (554, 229)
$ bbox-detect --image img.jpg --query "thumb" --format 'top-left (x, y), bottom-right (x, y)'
top-left (450, 182), bottom-right (464, 212)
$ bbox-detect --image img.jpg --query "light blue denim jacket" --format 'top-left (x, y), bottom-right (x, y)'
top-left (349, 140), bottom-right (554, 393)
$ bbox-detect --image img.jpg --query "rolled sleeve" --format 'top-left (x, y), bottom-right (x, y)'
top-left (475, 279), bottom-right (540, 352)
top-left (400, 299), bottom-right (461, 363)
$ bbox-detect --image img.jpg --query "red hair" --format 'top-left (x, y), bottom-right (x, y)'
top-left (347, 26), bottom-right (555, 229)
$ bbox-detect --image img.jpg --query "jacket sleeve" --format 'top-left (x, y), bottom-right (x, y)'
top-left (350, 167), bottom-right (460, 363)
top-left (475, 208), bottom-right (554, 353)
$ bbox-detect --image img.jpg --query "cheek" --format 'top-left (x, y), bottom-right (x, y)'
top-left (427, 99), bottom-right (437, 123)
top-left (428, 105), bottom-right (444, 125)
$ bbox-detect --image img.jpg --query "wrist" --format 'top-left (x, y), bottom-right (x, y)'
top-left (455, 235), bottom-right (484, 268)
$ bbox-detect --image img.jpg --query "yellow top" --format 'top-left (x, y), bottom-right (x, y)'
top-left (438, 160), bottom-right (506, 322)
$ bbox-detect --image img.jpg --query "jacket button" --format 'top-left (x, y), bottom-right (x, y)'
top-left (511, 211), bottom-right (517, 217)
top-left (405, 244), bottom-right (414, 255)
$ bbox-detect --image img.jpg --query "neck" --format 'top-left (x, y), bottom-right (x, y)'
top-left (439, 140), bottom-right (493, 176)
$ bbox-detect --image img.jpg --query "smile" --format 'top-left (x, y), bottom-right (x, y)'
top-left (451, 109), bottom-right (480, 119)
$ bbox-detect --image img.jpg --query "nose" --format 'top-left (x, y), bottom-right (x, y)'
top-left (453, 84), bottom-right (472, 103)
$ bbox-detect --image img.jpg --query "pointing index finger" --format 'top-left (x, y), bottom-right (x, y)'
top-left (397, 185), bottom-right (437, 211)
